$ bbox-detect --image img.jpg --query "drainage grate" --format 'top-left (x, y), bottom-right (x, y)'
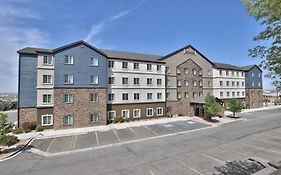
top-left (214, 158), bottom-right (266, 175)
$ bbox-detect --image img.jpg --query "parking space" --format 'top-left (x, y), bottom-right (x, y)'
top-left (31, 120), bottom-right (209, 154)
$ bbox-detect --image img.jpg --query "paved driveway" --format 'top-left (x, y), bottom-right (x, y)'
top-left (31, 120), bottom-right (208, 154)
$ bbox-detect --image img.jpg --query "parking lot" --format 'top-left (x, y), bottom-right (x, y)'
top-left (31, 120), bottom-right (208, 154)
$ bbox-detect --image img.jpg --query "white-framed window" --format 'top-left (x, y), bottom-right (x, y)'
top-left (232, 81), bottom-right (235, 86)
top-left (242, 82), bottom-right (245, 86)
top-left (177, 92), bottom-right (182, 99)
top-left (64, 115), bottom-right (74, 125)
top-left (220, 81), bottom-right (223, 86)
top-left (43, 75), bottom-right (52, 84)
top-left (227, 92), bottom-right (230, 97)
top-left (108, 77), bottom-right (115, 85)
top-left (42, 114), bottom-right (53, 126)
top-left (199, 92), bottom-right (203, 97)
top-left (108, 93), bottom-right (115, 101)
top-left (134, 93), bottom-right (140, 100)
top-left (147, 64), bottom-right (152, 71)
top-left (237, 92), bottom-right (240, 97)
top-left (184, 80), bottom-right (189, 87)
top-left (146, 108), bottom-right (153, 117)
top-left (192, 69), bottom-right (197, 75)
top-left (43, 56), bottom-right (53, 65)
top-left (193, 80), bottom-right (197, 87)
top-left (133, 62), bottom-right (139, 70)
top-left (90, 93), bottom-right (98, 102)
top-left (237, 82), bottom-right (239, 87)
top-left (198, 69), bottom-right (202, 75)
top-left (157, 65), bottom-right (162, 71)
top-left (236, 72), bottom-right (239, 77)
top-left (251, 72), bottom-right (254, 77)
top-left (90, 113), bottom-right (99, 123)
top-left (121, 110), bottom-right (129, 119)
top-left (176, 68), bottom-right (181, 74)
top-left (43, 94), bottom-right (52, 104)
top-left (157, 79), bottom-right (162, 85)
top-left (207, 81), bottom-right (211, 87)
top-left (157, 93), bottom-right (162, 100)
top-left (251, 82), bottom-right (255, 87)
top-left (122, 93), bottom-right (128, 101)
top-left (90, 75), bottom-right (99, 85)
top-left (232, 92), bottom-right (235, 97)
top-left (64, 94), bottom-right (74, 104)
top-left (64, 74), bottom-right (74, 84)
top-left (241, 72), bottom-right (244, 77)
top-left (147, 78), bottom-right (152, 85)
top-left (193, 92), bottom-right (197, 98)
top-left (156, 107), bottom-right (163, 116)
top-left (122, 62), bottom-right (128, 69)
top-left (226, 70), bottom-right (229, 76)
top-left (184, 68), bottom-right (189, 75)
top-left (108, 60), bottom-right (114, 68)
top-left (226, 81), bottom-right (229, 86)
top-left (219, 70), bottom-right (223, 76)
top-left (90, 57), bottom-right (99, 66)
top-left (122, 77), bottom-right (129, 85)
top-left (258, 82), bottom-right (261, 87)
top-left (133, 109), bottom-right (141, 118)
top-left (64, 55), bottom-right (74, 64)
top-left (232, 71), bottom-right (235, 76)
top-left (184, 92), bottom-right (189, 98)
top-left (134, 78), bottom-right (140, 85)
top-left (177, 80), bottom-right (181, 87)
top-left (258, 73), bottom-right (261, 77)
top-left (147, 93), bottom-right (153, 100)
top-left (108, 111), bottom-right (116, 120)
top-left (220, 92), bottom-right (223, 97)
top-left (242, 92), bottom-right (245, 96)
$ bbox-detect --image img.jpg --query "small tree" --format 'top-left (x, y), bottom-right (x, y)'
top-left (0, 113), bottom-right (14, 142)
top-left (203, 95), bottom-right (222, 120)
top-left (229, 98), bottom-right (244, 117)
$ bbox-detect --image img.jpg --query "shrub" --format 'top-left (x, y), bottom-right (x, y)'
top-left (12, 128), bottom-right (23, 134)
top-left (24, 128), bottom-right (31, 133)
top-left (113, 116), bottom-right (121, 123)
top-left (29, 121), bottom-right (37, 130)
top-left (22, 122), bottom-right (31, 131)
top-left (2, 135), bottom-right (19, 147)
top-left (36, 125), bottom-right (44, 132)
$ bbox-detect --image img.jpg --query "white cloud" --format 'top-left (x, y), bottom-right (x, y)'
top-left (110, 10), bottom-right (130, 20)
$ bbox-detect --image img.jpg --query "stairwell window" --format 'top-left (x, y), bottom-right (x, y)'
top-left (64, 55), bottom-right (74, 64)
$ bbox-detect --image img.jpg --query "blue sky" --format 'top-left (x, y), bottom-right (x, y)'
top-left (0, 0), bottom-right (273, 92)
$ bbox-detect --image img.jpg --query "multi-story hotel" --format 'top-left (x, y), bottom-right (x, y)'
top-left (17, 40), bottom-right (263, 129)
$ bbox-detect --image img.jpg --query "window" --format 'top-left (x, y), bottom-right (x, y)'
top-left (90, 57), bottom-right (98, 66)
top-left (133, 78), bottom-right (140, 85)
top-left (198, 69), bottom-right (202, 76)
top-left (236, 72), bottom-right (239, 77)
top-left (90, 113), bottom-right (98, 123)
top-left (177, 80), bottom-right (181, 87)
top-left (108, 77), bottom-right (115, 85)
top-left (193, 80), bottom-right (197, 87)
top-left (166, 79), bottom-right (171, 86)
top-left (184, 68), bottom-right (189, 75)
top-left (43, 94), bottom-right (52, 104)
top-left (242, 72), bottom-right (244, 77)
top-left (193, 92), bottom-right (197, 98)
top-left (122, 110), bottom-right (129, 119)
top-left (226, 70), bottom-right (229, 76)
top-left (90, 93), bottom-right (99, 102)
top-left (242, 92), bottom-right (245, 96)
top-left (134, 93), bottom-right (140, 100)
top-left (192, 69), bottom-right (197, 75)
top-left (133, 109), bottom-right (141, 118)
top-left (90, 75), bottom-right (99, 85)
top-left (237, 92), bottom-right (240, 96)
top-left (184, 92), bottom-right (189, 98)
top-left (108, 111), bottom-right (116, 120)
top-left (157, 93), bottom-right (162, 100)
top-left (147, 78), bottom-right (152, 85)
top-left (208, 81), bottom-right (211, 87)
top-left (147, 64), bottom-right (152, 71)
top-left (258, 82), bottom-right (261, 87)
top-left (184, 80), bottom-right (189, 87)
top-left (108, 60), bottom-right (114, 68)
top-left (166, 92), bottom-right (170, 99)
top-left (232, 92), bottom-right (235, 97)
top-left (237, 82), bottom-right (239, 87)
top-left (208, 70), bottom-right (211, 76)
top-left (242, 82), bottom-right (245, 86)
top-left (157, 79), bottom-right (162, 85)
top-left (219, 70), bottom-right (223, 76)
top-left (199, 92), bottom-right (203, 97)
top-left (42, 114), bottom-right (53, 126)
top-left (43, 56), bottom-right (53, 65)
top-left (258, 73), bottom-right (261, 77)
top-left (251, 82), bottom-right (255, 87)
top-left (220, 92), bottom-right (223, 97)
top-left (220, 81), bottom-right (223, 86)
top-left (251, 72), bottom-right (254, 77)
top-left (177, 92), bottom-right (182, 99)
top-left (64, 74), bottom-right (74, 84)
top-left (64, 115), bottom-right (74, 125)
top-left (226, 81), bottom-right (229, 86)
top-left (122, 62), bottom-right (128, 69)
top-left (147, 93), bottom-right (153, 100)
top-left (146, 108), bottom-right (153, 117)
top-left (64, 94), bottom-right (74, 104)
top-left (157, 65), bottom-right (162, 71)
top-left (176, 68), bottom-right (181, 74)
top-left (64, 55), bottom-right (74, 64)
top-left (108, 93), bottom-right (115, 101)
top-left (133, 63), bottom-right (139, 70)
top-left (122, 93), bottom-right (128, 100)
top-left (156, 107), bottom-right (163, 116)
top-left (122, 77), bottom-right (129, 85)
top-left (232, 71), bottom-right (235, 76)
top-left (232, 81), bottom-right (235, 86)
top-left (43, 75), bottom-right (52, 84)
top-left (166, 67), bottom-right (170, 73)
top-left (227, 92), bottom-right (230, 97)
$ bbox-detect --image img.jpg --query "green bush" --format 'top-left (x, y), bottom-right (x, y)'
top-left (29, 121), bottom-right (37, 130)
top-left (113, 116), bottom-right (121, 123)
top-left (36, 125), bottom-right (44, 132)
top-left (2, 135), bottom-right (19, 147)
top-left (12, 128), bottom-right (23, 134)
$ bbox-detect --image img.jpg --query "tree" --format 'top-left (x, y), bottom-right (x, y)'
top-left (241, 0), bottom-right (281, 82)
top-left (203, 94), bottom-right (222, 120)
top-left (0, 113), bottom-right (14, 142)
top-left (229, 98), bottom-right (244, 117)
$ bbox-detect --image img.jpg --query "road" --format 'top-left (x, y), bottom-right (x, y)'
top-left (0, 109), bottom-right (281, 175)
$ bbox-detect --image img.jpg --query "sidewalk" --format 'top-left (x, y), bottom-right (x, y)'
top-left (224, 105), bottom-right (281, 116)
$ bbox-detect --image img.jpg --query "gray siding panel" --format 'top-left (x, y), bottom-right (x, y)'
top-left (19, 54), bottom-right (37, 107)
top-left (245, 66), bottom-right (262, 88)
top-left (54, 44), bottom-right (107, 88)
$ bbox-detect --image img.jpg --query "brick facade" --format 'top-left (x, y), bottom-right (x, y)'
top-left (245, 88), bottom-right (263, 109)
top-left (18, 107), bottom-right (37, 127)
top-left (53, 88), bottom-right (107, 129)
